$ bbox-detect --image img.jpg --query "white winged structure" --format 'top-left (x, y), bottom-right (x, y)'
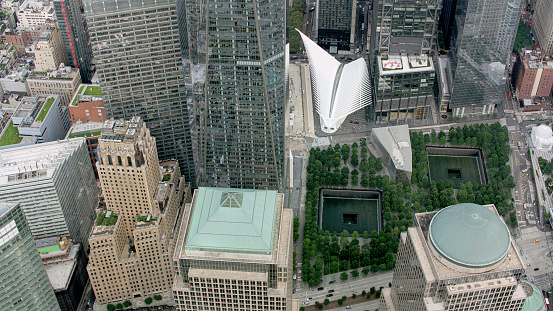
top-left (297, 29), bottom-right (372, 133)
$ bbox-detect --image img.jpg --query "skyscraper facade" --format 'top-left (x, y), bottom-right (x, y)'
top-left (53, 0), bottom-right (94, 83)
top-left (83, 0), bottom-right (197, 187)
top-left (316, 0), bottom-right (356, 53)
top-left (447, 0), bottom-right (522, 117)
top-left (371, 0), bottom-right (441, 123)
top-left (180, 0), bottom-right (287, 190)
top-left (533, 0), bottom-right (553, 53)
top-left (0, 139), bottom-right (98, 248)
top-left (0, 202), bottom-right (61, 311)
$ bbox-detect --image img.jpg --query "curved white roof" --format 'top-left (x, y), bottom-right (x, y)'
top-left (534, 124), bottom-right (552, 139)
top-left (297, 30), bottom-right (371, 133)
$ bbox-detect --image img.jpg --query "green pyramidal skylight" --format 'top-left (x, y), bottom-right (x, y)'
top-left (185, 187), bottom-right (279, 255)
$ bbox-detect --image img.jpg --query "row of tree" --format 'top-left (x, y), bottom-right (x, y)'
top-left (289, 0), bottom-right (306, 53)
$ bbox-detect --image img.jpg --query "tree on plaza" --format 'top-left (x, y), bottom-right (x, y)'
top-left (340, 272), bottom-right (349, 280)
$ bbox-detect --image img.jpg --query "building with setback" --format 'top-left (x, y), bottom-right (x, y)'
top-left (87, 117), bottom-right (191, 306)
top-left (172, 187), bottom-right (293, 311)
top-left (371, 0), bottom-right (441, 123)
top-left (315, 0), bottom-right (356, 53)
top-left (379, 203), bottom-right (538, 311)
top-left (445, 0), bottom-right (522, 117)
top-left (83, 0), bottom-right (196, 187)
top-left (180, 0), bottom-right (286, 190)
top-left (53, 0), bottom-right (94, 83)
top-left (0, 139), bottom-right (98, 247)
top-left (0, 202), bottom-right (61, 311)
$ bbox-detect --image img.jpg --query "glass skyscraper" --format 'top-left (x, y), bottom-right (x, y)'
top-left (371, 0), bottom-right (441, 123)
top-left (53, 0), bottom-right (94, 83)
top-left (0, 202), bottom-right (61, 311)
top-left (317, 0), bottom-right (356, 52)
top-left (180, 0), bottom-right (287, 190)
top-left (448, 0), bottom-right (522, 117)
top-left (83, 0), bottom-right (197, 187)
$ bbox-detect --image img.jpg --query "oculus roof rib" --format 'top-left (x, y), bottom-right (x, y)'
top-left (297, 29), bottom-right (372, 133)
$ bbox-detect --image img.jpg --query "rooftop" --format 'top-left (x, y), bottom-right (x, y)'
top-left (0, 202), bottom-right (17, 217)
top-left (70, 84), bottom-right (103, 106)
top-left (0, 138), bottom-right (86, 184)
top-left (184, 187), bottom-right (279, 256)
top-left (100, 117), bottom-right (143, 143)
top-left (371, 125), bottom-right (412, 172)
top-left (35, 96), bottom-right (54, 122)
top-left (429, 203), bottom-right (511, 268)
top-left (96, 210), bottom-right (118, 226)
top-left (0, 121), bottom-right (21, 146)
top-left (43, 243), bottom-right (80, 291)
top-left (27, 67), bottom-right (79, 81)
top-left (66, 122), bottom-right (103, 139)
top-left (521, 281), bottom-right (546, 311)
top-left (379, 55), bottom-right (435, 76)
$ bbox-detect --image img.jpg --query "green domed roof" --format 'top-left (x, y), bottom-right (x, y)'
top-left (521, 281), bottom-right (545, 311)
top-left (429, 203), bottom-right (511, 268)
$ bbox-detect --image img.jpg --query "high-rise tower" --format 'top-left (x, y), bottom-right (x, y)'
top-left (53, 0), bottom-right (94, 83)
top-left (180, 0), bottom-right (287, 190)
top-left (0, 202), bottom-right (61, 311)
top-left (533, 0), bottom-right (553, 53)
top-left (446, 0), bottom-right (522, 117)
top-left (316, 0), bottom-right (357, 53)
top-left (371, 0), bottom-right (441, 123)
top-left (83, 0), bottom-right (197, 187)
top-left (88, 117), bottom-right (191, 306)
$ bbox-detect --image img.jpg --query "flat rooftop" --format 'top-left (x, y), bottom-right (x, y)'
top-left (67, 122), bottom-right (103, 139)
top-left (0, 121), bottom-right (22, 147)
top-left (371, 125), bottom-right (412, 172)
top-left (184, 187), bottom-right (280, 256)
top-left (379, 55), bottom-right (435, 76)
top-left (70, 84), bottom-right (103, 106)
top-left (0, 138), bottom-right (86, 184)
top-left (100, 116), bottom-right (142, 143)
top-left (44, 243), bottom-right (80, 291)
top-left (96, 210), bottom-right (118, 226)
top-left (27, 68), bottom-right (79, 81)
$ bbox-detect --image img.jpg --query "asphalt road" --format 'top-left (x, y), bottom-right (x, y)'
top-left (295, 271), bottom-right (393, 304)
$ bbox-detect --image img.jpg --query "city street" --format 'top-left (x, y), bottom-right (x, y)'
top-left (294, 271), bottom-right (393, 305)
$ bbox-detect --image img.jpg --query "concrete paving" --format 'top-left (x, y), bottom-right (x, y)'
top-left (514, 226), bottom-right (553, 290)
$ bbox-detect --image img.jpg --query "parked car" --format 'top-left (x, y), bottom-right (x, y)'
top-left (318, 287), bottom-right (324, 291)
top-left (328, 289), bottom-right (335, 293)
top-left (326, 293), bottom-right (333, 297)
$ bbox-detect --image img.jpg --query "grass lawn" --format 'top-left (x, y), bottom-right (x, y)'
top-left (0, 121), bottom-right (22, 146)
top-left (428, 155), bottom-right (484, 186)
top-left (84, 86), bottom-right (102, 96)
top-left (36, 97), bottom-right (55, 122)
top-left (513, 21), bottom-right (533, 52)
top-left (322, 198), bottom-right (379, 234)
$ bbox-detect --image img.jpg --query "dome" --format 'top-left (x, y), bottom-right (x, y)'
top-left (521, 281), bottom-right (546, 311)
top-left (429, 203), bottom-right (511, 268)
top-left (534, 125), bottom-right (553, 139)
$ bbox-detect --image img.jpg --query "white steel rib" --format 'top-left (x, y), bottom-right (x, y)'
top-left (297, 29), bottom-right (372, 133)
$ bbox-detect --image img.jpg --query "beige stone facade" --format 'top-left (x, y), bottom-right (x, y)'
top-left (26, 67), bottom-right (81, 106)
top-left (34, 25), bottom-right (66, 72)
top-left (380, 204), bottom-right (528, 311)
top-left (172, 190), bottom-right (293, 311)
top-left (87, 117), bottom-right (191, 306)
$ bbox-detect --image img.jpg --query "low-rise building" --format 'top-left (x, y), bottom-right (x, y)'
top-left (9, 95), bottom-right (71, 143)
top-left (370, 124), bottom-right (412, 181)
top-left (0, 62), bottom-right (29, 94)
top-left (531, 124), bottom-right (553, 151)
top-left (172, 187), bottom-right (293, 311)
top-left (39, 238), bottom-right (89, 311)
top-left (26, 66), bottom-right (81, 106)
top-left (17, 0), bottom-right (55, 28)
top-left (1, 28), bottom-right (32, 56)
top-left (68, 84), bottom-right (104, 123)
